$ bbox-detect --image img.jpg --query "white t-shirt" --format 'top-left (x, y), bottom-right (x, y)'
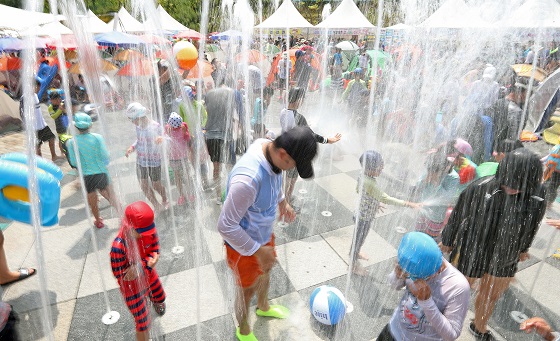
top-left (279, 108), bottom-right (296, 134)
top-left (388, 260), bottom-right (470, 341)
top-left (33, 94), bottom-right (47, 130)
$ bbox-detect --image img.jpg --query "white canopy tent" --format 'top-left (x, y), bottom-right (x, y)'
top-left (255, 0), bottom-right (313, 28)
top-left (418, 0), bottom-right (489, 28)
top-left (315, 0), bottom-right (374, 29)
top-left (0, 5), bottom-right (64, 32)
top-left (20, 21), bottom-right (73, 37)
top-left (498, 0), bottom-right (560, 28)
top-left (154, 5), bottom-right (188, 31)
top-left (107, 7), bottom-right (146, 33)
top-left (384, 23), bottom-right (411, 30)
top-left (83, 9), bottom-right (111, 34)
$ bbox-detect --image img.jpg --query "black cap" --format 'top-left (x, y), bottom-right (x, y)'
top-left (275, 126), bottom-right (318, 179)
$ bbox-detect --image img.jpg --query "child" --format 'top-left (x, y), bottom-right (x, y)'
top-left (414, 151), bottom-right (460, 242)
top-left (443, 138), bottom-right (477, 193)
top-left (251, 87), bottom-right (274, 139)
top-left (476, 139), bottom-right (523, 179)
top-left (48, 92), bottom-right (68, 157)
top-left (353, 150), bottom-right (420, 276)
top-left (23, 80), bottom-right (59, 161)
top-left (110, 201), bottom-right (166, 341)
top-left (165, 113), bottom-right (194, 205)
top-left (125, 102), bottom-right (168, 213)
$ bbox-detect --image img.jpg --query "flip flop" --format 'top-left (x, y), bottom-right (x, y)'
top-left (255, 305), bottom-right (290, 319)
top-left (2, 268), bottom-right (36, 285)
top-left (236, 327), bottom-right (258, 341)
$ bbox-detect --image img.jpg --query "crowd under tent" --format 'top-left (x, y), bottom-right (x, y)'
top-left (315, 0), bottom-right (375, 29)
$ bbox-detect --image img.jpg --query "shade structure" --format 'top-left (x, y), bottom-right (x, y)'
top-left (255, 0), bottom-right (313, 28)
top-left (114, 49), bottom-right (145, 62)
top-left (84, 10), bottom-right (112, 34)
top-left (108, 7), bottom-right (146, 33)
top-left (174, 29), bottom-right (205, 40)
top-left (69, 59), bottom-right (118, 74)
top-left (38, 57), bottom-right (71, 69)
top-left (235, 50), bottom-right (267, 64)
top-left (20, 21), bottom-right (73, 37)
top-left (117, 59), bottom-right (156, 76)
top-left (0, 38), bottom-right (24, 52)
top-left (181, 60), bottom-right (213, 78)
top-left (0, 5), bottom-right (65, 31)
top-left (144, 5), bottom-right (188, 32)
top-left (498, 0), bottom-right (560, 29)
top-left (384, 23), bottom-right (412, 30)
top-left (94, 31), bottom-right (144, 48)
top-left (0, 56), bottom-right (21, 71)
top-left (418, 0), bottom-right (489, 28)
top-left (45, 35), bottom-right (85, 50)
top-left (139, 34), bottom-right (171, 46)
top-left (211, 30), bottom-right (244, 40)
top-left (316, 0), bottom-right (374, 29)
top-left (512, 64), bottom-right (548, 82)
top-left (336, 41), bottom-right (359, 51)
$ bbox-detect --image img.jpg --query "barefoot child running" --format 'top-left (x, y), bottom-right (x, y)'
top-left (352, 150), bottom-right (421, 276)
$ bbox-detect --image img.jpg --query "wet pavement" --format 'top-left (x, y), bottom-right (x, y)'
top-left (1, 93), bottom-right (559, 340)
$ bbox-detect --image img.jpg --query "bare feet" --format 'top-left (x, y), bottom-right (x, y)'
top-left (358, 252), bottom-right (369, 261)
top-left (352, 263), bottom-right (368, 276)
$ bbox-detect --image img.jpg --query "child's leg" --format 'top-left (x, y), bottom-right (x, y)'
top-left (173, 163), bottom-right (185, 198)
top-left (48, 138), bottom-right (57, 160)
top-left (545, 172), bottom-right (560, 204)
top-left (36, 143), bottom-right (42, 157)
top-left (148, 272), bottom-right (166, 305)
top-left (351, 219), bottom-right (372, 264)
top-left (87, 191), bottom-right (101, 223)
top-left (120, 287), bottom-right (151, 338)
top-left (99, 184), bottom-right (122, 215)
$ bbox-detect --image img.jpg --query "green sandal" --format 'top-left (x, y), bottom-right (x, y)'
top-left (256, 305), bottom-right (290, 319)
top-left (236, 327), bottom-right (258, 341)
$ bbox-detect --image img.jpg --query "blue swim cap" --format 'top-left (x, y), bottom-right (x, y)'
top-left (74, 112), bottom-right (92, 129)
top-left (398, 232), bottom-right (442, 280)
top-left (353, 67), bottom-right (363, 74)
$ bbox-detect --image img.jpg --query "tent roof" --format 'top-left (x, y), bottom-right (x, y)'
top-left (84, 9), bottom-right (111, 33)
top-left (418, 0), bottom-right (489, 28)
top-left (498, 0), bottom-right (560, 28)
top-left (20, 21), bottom-right (73, 37)
top-left (0, 5), bottom-right (65, 31)
top-left (107, 7), bottom-right (146, 33)
top-left (384, 23), bottom-right (411, 30)
top-left (315, 0), bottom-right (374, 29)
top-left (156, 5), bottom-right (188, 31)
top-left (255, 0), bottom-right (313, 28)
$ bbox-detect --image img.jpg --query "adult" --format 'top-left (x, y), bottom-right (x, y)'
top-left (156, 59), bottom-right (173, 121)
top-left (67, 113), bottom-right (121, 228)
top-left (441, 148), bottom-right (546, 341)
top-left (490, 78), bottom-right (532, 150)
top-left (378, 232), bottom-right (470, 341)
top-left (341, 68), bottom-right (367, 127)
top-left (294, 50), bottom-right (312, 92)
top-left (211, 58), bottom-right (226, 88)
top-left (276, 52), bottom-right (292, 101)
top-left (218, 126), bottom-right (317, 341)
top-left (205, 79), bottom-right (239, 204)
top-left (466, 65), bottom-right (500, 116)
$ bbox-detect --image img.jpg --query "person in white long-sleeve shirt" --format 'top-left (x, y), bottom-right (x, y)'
top-left (217, 126), bottom-right (318, 341)
top-left (378, 232), bottom-right (470, 341)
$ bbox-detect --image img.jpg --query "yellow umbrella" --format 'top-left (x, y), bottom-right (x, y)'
top-left (69, 59), bottom-right (117, 74)
top-left (114, 49), bottom-right (145, 62)
top-left (511, 64), bottom-right (548, 83)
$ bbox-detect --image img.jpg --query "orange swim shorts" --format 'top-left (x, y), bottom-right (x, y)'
top-left (226, 234), bottom-right (276, 288)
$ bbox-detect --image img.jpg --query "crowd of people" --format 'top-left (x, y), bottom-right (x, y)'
top-left (4, 33), bottom-right (560, 341)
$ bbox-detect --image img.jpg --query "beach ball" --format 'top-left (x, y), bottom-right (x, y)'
top-left (173, 41), bottom-right (197, 70)
top-left (309, 285), bottom-right (346, 325)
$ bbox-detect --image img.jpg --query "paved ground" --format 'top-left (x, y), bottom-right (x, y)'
top-left (1, 93), bottom-right (559, 341)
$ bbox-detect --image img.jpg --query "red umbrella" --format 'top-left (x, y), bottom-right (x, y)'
top-left (235, 49), bottom-right (267, 64)
top-left (139, 34), bottom-right (171, 46)
top-left (180, 60), bottom-right (213, 78)
top-left (174, 29), bottom-right (205, 40)
top-left (266, 48), bottom-right (322, 86)
top-left (38, 57), bottom-right (71, 69)
top-left (45, 35), bottom-right (87, 50)
top-left (117, 58), bottom-right (156, 76)
top-left (0, 56), bottom-right (21, 71)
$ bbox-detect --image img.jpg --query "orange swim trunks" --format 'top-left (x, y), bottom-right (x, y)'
top-left (226, 235), bottom-right (276, 288)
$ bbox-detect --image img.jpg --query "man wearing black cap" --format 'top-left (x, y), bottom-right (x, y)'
top-left (217, 126), bottom-right (318, 341)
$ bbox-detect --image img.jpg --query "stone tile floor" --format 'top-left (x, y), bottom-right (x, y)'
top-left (1, 95), bottom-right (559, 340)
